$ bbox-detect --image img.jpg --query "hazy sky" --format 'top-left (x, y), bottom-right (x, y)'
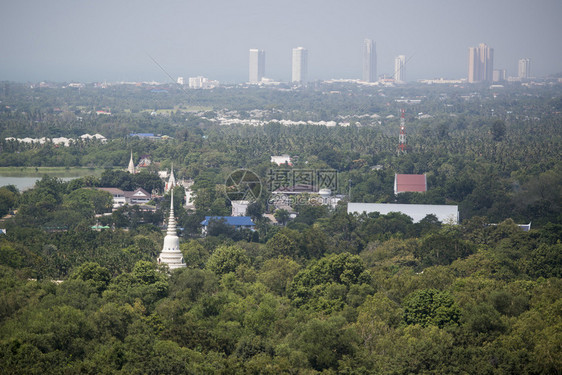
top-left (1, 0), bottom-right (561, 83)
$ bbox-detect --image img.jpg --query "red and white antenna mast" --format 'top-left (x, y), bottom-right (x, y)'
top-left (398, 109), bottom-right (407, 155)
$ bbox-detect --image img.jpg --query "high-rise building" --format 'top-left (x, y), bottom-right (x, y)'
top-left (468, 47), bottom-right (479, 83)
top-left (249, 49), bottom-right (265, 83)
top-left (479, 43), bottom-right (494, 82)
top-left (518, 58), bottom-right (531, 79)
top-left (493, 69), bottom-right (506, 82)
top-left (468, 43), bottom-right (494, 83)
top-left (362, 39), bottom-right (377, 82)
top-left (292, 47), bottom-right (308, 84)
top-left (394, 55), bottom-right (406, 83)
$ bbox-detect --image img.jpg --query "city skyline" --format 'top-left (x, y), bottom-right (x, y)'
top-left (1, 0), bottom-right (561, 83)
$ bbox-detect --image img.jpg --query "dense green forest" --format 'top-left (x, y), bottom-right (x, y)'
top-left (0, 82), bottom-right (560, 373)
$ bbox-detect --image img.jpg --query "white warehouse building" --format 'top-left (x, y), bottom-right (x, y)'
top-left (347, 203), bottom-right (459, 224)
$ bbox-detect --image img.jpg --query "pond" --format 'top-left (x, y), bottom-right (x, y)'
top-left (0, 168), bottom-right (104, 191)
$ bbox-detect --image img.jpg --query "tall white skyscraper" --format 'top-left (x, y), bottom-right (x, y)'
top-left (292, 47), bottom-right (308, 84)
top-left (394, 55), bottom-right (406, 83)
top-left (479, 43), bottom-right (494, 83)
top-left (468, 43), bottom-right (494, 83)
top-left (518, 58), bottom-right (531, 79)
top-left (363, 39), bottom-right (377, 82)
top-left (249, 49), bottom-right (265, 83)
top-left (468, 47), bottom-right (479, 83)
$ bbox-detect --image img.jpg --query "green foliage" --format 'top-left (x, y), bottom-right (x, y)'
top-left (491, 119), bottom-right (506, 141)
top-left (273, 209), bottom-right (290, 226)
top-left (0, 186), bottom-right (18, 216)
top-left (291, 315), bottom-right (358, 371)
top-left (63, 187), bottom-right (113, 216)
top-left (526, 242), bottom-right (562, 278)
top-left (288, 253), bottom-right (372, 311)
top-left (257, 257), bottom-right (301, 295)
top-left (415, 229), bottom-right (475, 267)
top-left (206, 245), bottom-right (249, 276)
top-left (69, 261), bottom-right (111, 293)
top-left (104, 260), bottom-right (168, 308)
top-left (402, 289), bottom-right (461, 328)
top-left (180, 240), bottom-right (209, 269)
top-left (0, 83), bottom-right (561, 373)
top-left (266, 232), bottom-right (298, 259)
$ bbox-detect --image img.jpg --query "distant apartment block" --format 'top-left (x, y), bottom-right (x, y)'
top-left (394, 55), bottom-right (406, 83)
top-left (249, 49), bottom-right (265, 83)
top-left (362, 39), bottom-right (377, 82)
top-left (518, 58), bottom-right (531, 79)
top-left (493, 69), bottom-right (506, 82)
top-left (189, 76), bottom-right (219, 89)
top-left (468, 43), bottom-right (494, 83)
top-left (292, 47), bottom-right (308, 84)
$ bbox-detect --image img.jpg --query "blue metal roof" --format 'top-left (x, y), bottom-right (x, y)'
top-left (201, 216), bottom-right (255, 226)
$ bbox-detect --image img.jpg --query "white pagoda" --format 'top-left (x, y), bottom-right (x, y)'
top-left (157, 191), bottom-right (186, 270)
top-left (127, 151), bottom-right (136, 174)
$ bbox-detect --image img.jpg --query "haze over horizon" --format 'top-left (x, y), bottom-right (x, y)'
top-left (1, 0), bottom-right (561, 83)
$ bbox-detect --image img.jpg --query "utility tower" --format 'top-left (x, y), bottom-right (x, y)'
top-left (398, 109), bottom-right (407, 155)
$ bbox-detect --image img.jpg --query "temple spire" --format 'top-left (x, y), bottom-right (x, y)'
top-left (167, 189), bottom-right (176, 236)
top-left (166, 162), bottom-right (176, 192)
top-left (157, 188), bottom-right (186, 270)
top-left (127, 150), bottom-right (135, 174)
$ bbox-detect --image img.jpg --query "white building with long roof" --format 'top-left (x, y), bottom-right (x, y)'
top-left (347, 203), bottom-right (459, 224)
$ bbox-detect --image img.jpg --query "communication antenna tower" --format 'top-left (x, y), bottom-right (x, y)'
top-left (398, 109), bottom-right (407, 155)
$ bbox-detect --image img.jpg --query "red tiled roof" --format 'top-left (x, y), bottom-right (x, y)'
top-left (395, 174), bottom-right (427, 193)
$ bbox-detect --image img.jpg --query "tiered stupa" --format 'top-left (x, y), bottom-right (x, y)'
top-left (127, 151), bottom-right (136, 174)
top-left (157, 190), bottom-right (186, 269)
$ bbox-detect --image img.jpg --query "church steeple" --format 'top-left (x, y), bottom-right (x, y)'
top-left (127, 150), bottom-right (135, 174)
top-left (157, 190), bottom-right (186, 270)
